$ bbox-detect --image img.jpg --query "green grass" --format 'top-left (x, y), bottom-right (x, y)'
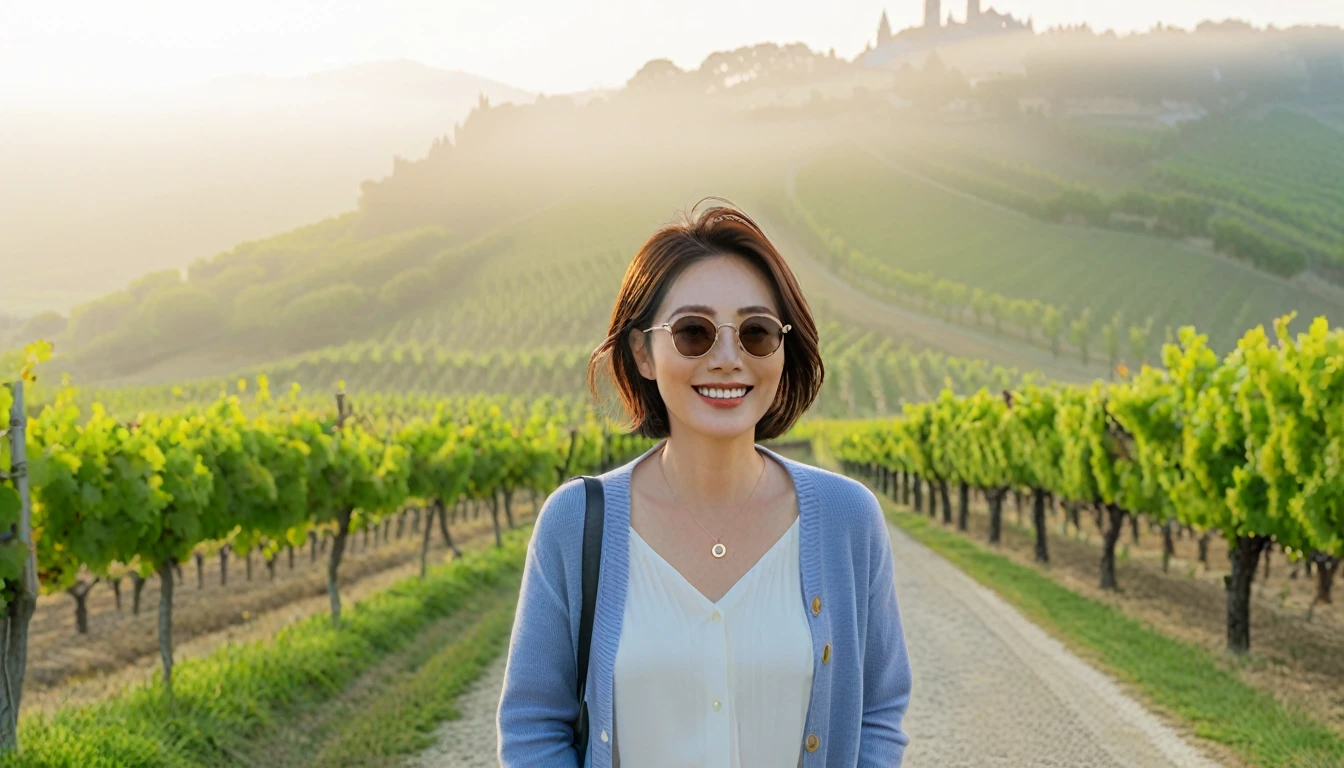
top-left (798, 143), bottom-right (1344, 355)
top-left (308, 593), bottom-right (517, 767)
top-left (882, 506), bottom-right (1344, 768)
top-left (3, 527), bottom-right (531, 768)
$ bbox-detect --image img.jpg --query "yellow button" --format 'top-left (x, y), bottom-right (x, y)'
top-left (822, 643), bottom-right (831, 664)
top-left (711, 610), bottom-right (721, 624)
top-left (811, 596), bottom-right (822, 615)
top-left (712, 699), bottom-right (721, 712)
top-left (805, 734), bottom-right (819, 752)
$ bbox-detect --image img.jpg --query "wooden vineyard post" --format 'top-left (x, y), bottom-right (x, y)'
top-left (1, 381), bottom-right (37, 755)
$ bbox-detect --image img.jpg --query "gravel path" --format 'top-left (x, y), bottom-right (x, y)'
top-left (406, 649), bottom-right (509, 768)
top-left (411, 522), bottom-right (1223, 767)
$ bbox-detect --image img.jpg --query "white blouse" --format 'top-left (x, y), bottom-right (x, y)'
top-left (612, 517), bottom-right (814, 767)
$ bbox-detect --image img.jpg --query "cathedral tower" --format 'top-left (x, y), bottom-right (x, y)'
top-left (924, 0), bottom-right (940, 29)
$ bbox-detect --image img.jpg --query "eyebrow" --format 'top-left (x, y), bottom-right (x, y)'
top-left (667, 304), bottom-right (777, 318)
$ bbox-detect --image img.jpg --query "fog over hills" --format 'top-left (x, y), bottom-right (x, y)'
top-left (2, 60), bottom-right (535, 315)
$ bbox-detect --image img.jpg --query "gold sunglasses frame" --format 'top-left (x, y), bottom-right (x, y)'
top-left (640, 314), bottom-right (793, 359)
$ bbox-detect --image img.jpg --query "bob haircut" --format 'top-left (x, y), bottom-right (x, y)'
top-left (588, 198), bottom-right (823, 440)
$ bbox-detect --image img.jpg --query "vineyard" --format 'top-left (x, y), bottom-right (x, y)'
top-left (1153, 110), bottom-right (1344, 272)
top-left (821, 313), bottom-right (1344, 657)
top-left (46, 319), bottom-right (1028, 425)
top-left (0, 361), bottom-right (657, 763)
top-left (790, 142), bottom-right (1344, 358)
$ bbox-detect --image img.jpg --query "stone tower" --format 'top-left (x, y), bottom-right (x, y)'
top-left (877, 9), bottom-right (893, 46)
top-left (967, 0), bottom-right (981, 21)
top-left (925, 0), bottom-right (940, 29)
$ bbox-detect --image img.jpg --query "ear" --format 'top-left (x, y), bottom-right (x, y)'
top-left (628, 327), bottom-right (656, 380)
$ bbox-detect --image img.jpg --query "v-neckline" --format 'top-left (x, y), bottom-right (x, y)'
top-left (629, 516), bottom-right (798, 611)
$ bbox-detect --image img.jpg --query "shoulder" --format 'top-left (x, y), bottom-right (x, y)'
top-left (529, 476), bottom-right (590, 558)
top-left (794, 460), bottom-right (887, 536)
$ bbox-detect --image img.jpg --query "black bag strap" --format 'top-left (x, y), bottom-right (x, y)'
top-left (573, 475), bottom-right (604, 756)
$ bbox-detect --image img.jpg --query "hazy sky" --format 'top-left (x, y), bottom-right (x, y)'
top-left (4, 1), bottom-right (1342, 97)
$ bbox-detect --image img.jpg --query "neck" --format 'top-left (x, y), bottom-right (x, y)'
top-left (657, 428), bottom-right (766, 528)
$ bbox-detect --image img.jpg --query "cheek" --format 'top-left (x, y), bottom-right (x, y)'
top-left (759, 359), bottom-right (786, 393)
top-left (652, 346), bottom-right (698, 384)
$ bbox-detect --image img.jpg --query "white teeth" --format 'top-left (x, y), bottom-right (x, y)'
top-left (696, 386), bottom-right (747, 399)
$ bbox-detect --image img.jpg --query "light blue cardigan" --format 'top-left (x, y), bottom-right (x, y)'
top-left (497, 440), bottom-right (913, 767)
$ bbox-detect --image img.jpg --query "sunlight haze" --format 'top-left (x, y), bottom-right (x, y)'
top-left (4, 0), bottom-right (1343, 96)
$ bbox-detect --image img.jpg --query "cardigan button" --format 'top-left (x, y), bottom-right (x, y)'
top-left (811, 596), bottom-right (822, 615)
top-left (805, 734), bottom-right (819, 752)
top-left (822, 643), bottom-right (831, 664)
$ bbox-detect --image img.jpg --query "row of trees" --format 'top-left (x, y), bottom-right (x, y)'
top-left (827, 313), bottom-right (1343, 655)
top-left (783, 196), bottom-right (1159, 371)
top-left (2, 369), bottom-right (652, 755)
top-left (891, 142), bottom-right (1314, 278)
top-left (811, 324), bottom-right (1025, 419)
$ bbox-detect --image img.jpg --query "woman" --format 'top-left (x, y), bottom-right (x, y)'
top-left (497, 200), bottom-right (913, 767)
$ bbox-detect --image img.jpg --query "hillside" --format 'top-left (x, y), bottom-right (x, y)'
top-left (790, 141), bottom-right (1344, 357)
top-left (0, 60), bottom-right (535, 315)
top-left (13, 32), bottom-right (1344, 413)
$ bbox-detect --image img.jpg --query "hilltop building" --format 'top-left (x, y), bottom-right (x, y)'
top-left (864, 0), bottom-right (1033, 69)
top-left (925, 0), bottom-right (941, 30)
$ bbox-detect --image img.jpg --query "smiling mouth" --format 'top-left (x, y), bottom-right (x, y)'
top-left (693, 385), bottom-right (753, 400)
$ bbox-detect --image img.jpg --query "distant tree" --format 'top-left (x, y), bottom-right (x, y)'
top-left (1042, 306), bottom-right (1064, 357)
top-left (232, 284), bottom-right (288, 334)
top-left (67, 292), bottom-right (136, 348)
top-left (988, 294), bottom-right (1008, 335)
top-left (204, 263), bottom-right (267, 302)
top-left (974, 75), bottom-right (1027, 116)
top-left (17, 311), bottom-right (67, 342)
top-left (1128, 318), bottom-right (1154, 367)
top-left (126, 269), bottom-right (182, 301)
top-left (1102, 312), bottom-right (1123, 378)
top-left (970, 287), bottom-right (990, 326)
top-left (1068, 308), bottom-right (1092, 364)
top-left (280, 284), bottom-right (371, 350)
top-left (379, 267), bottom-right (436, 309)
top-left (138, 284), bottom-right (227, 345)
top-left (626, 59), bottom-right (690, 91)
top-left (1209, 216), bottom-right (1306, 277)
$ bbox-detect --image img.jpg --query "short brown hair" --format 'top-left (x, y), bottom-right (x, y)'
top-left (587, 198), bottom-right (823, 440)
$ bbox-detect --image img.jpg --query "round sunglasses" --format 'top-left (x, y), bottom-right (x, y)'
top-left (641, 314), bottom-right (792, 359)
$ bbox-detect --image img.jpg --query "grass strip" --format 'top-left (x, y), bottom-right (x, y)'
top-left (4, 526), bottom-right (532, 768)
top-left (311, 591), bottom-right (518, 766)
top-left (884, 506), bottom-right (1344, 768)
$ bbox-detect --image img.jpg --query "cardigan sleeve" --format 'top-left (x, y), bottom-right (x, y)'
top-left (858, 490), bottom-right (913, 767)
top-left (497, 479), bottom-right (585, 767)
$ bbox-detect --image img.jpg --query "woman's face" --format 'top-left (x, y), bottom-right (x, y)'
top-left (629, 255), bottom-right (787, 441)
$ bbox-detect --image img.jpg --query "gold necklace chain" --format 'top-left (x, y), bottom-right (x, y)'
top-left (657, 446), bottom-right (767, 560)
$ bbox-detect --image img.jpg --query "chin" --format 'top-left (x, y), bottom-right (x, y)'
top-left (681, 406), bottom-right (763, 440)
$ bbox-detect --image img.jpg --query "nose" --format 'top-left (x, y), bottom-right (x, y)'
top-left (706, 323), bottom-right (745, 370)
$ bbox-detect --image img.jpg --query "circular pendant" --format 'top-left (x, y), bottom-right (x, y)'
top-left (711, 542), bottom-right (727, 559)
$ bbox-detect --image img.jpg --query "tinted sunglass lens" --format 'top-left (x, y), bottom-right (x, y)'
top-left (740, 316), bottom-right (783, 357)
top-left (671, 316), bottom-right (716, 357)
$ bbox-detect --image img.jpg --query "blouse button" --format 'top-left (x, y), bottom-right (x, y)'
top-left (712, 699), bottom-right (721, 712)
top-left (805, 734), bottom-right (820, 752)
top-left (811, 596), bottom-right (822, 616)
top-left (601, 730), bottom-right (609, 743)
top-left (710, 610), bottom-right (721, 624)
top-left (822, 643), bottom-right (832, 664)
